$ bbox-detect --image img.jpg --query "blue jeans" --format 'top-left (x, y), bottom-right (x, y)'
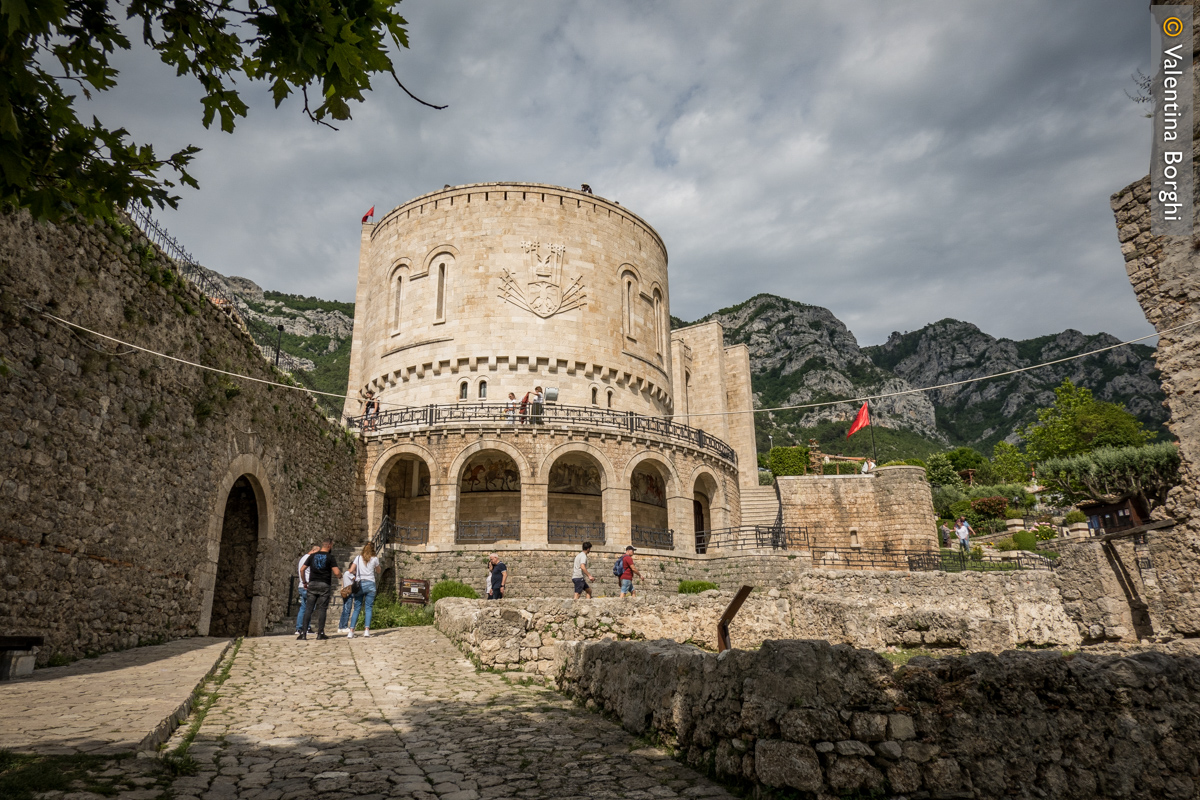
top-left (339, 590), bottom-right (354, 629)
top-left (620, 578), bottom-right (633, 594)
top-left (350, 581), bottom-right (377, 629)
top-left (295, 588), bottom-right (308, 631)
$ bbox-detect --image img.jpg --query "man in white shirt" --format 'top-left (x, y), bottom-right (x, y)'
top-left (295, 544), bottom-right (318, 634)
top-left (572, 542), bottom-right (595, 599)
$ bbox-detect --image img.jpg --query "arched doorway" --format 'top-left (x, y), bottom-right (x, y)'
top-left (209, 476), bottom-right (259, 637)
top-left (382, 456), bottom-right (432, 544)
top-left (630, 461), bottom-right (671, 549)
top-left (457, 450), bottom-right (521, 543)
top-left (693, 473), bottom-right (717, 554)
top-left (547, 452), bottom-right (605, 544)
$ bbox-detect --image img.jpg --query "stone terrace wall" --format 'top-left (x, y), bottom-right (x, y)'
top-left (560, 638), bottom-right (1200, 800)
top-left (0, 211), bottom-right (358, 663)
top-left (433, 569), bottom-right (1080, 674)
top-left (392, 545), bottom-right (808, 599)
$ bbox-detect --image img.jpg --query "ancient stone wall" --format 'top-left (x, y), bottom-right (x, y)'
top-left (0, 210), bottom-right (358, 663)
top-left (778, 465), bottom-right (937, 554)
top-left (559, 638), bottom-right (1200, 799)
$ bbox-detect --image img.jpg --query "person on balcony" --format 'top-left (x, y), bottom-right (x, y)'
top-left (505, 392), bottom-right (519, 424)
top-left (531, 386), bottom-right (545, 424)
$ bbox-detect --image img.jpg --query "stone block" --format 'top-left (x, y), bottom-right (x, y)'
top-left (753, 739), bottom-right (823, 792)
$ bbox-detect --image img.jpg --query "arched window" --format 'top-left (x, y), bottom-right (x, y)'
top-left (653, 289), bottom-right (663, 357)
top-left (390, 273), bottom-right (404, 335)
top-left (591, 387), bottom-right (598, 405)
top-left (436, 262), bottom-right (447, 322)
top-left (459, 381), bottom-right (468, 400)
top-left (606, 389), bottom-right (614, 409)
top-left (479, 380), bottom-right (487, 399)
top-left (625, 279), bottom-right (634, 338)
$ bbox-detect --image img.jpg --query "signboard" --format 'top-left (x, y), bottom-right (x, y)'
top-left (400, 578), bottom-right (430, 605)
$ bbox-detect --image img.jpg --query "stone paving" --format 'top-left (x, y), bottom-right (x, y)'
top-left (160, 627), bottom-right (737, 800)
top-left (0, 637), bottom-right (232, 755)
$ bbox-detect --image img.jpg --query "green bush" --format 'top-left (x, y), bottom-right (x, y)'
top-left (1062, 509), bottom-right (1088, 525)
top-left (970, 496), bottom-right (1009, 519)
top-left (995, 537), bottom-right (1018, 551)
top-left (821, 462), bottom-right (859, 475)
top-left (679, 580), bottom-right (719, 594)
top-left (881, 458), bottom-right (926, 468)
top-left (1034, 525), bottom-right (1058, 541)
top-left (1013, 530), bottom-right (1038, 552)
top-left (429, 580), bottom-right (479, 604)
top-left (768, 446), bottom-right (809, 476)
top-left (357, 592), bottom-right (435, 629)
top-left (758, 470), bottom-right (775, 486)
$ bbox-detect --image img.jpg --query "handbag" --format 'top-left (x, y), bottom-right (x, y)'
top-left (348, 556), bottom-right (365, 597)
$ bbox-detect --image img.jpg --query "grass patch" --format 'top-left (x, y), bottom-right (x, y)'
top-left (879, 648), bottom-right (937, 666)
top-left (678, 580), bottom-right (719, 594)
top-left (166, 637), bottom-right (241, 760)
top-left (430, 580), bottom-right (479, 603)
top-left (353, 592), bottom-right (434, 629)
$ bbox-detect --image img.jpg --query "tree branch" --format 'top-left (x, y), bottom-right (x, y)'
top-left (301, 86), bottom-right (340, 131)
top-left (390, 70), bottom-right (447, 109)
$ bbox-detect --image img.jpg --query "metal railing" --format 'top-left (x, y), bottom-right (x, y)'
top-left (548, 521), bottom-right (605, 545)
top-left (348, 402), bottom-right (738, 466)
top-left (631, 524), bottom-right (674, 550)
top-left (456, 520), bottom-right (520, 544)
top-left (370, 517), bottom-right (429, 551)
top-left (696, 525), bottom-right (809, 553)
top-left (809, 546), bottom-right (1057, 572)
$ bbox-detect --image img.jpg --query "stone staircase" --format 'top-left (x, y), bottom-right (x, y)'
top-left (740, 485), bottom-right (781, 528)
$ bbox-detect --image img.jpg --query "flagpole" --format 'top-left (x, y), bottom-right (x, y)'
top-left (867, 400), bottom-right (878, 465)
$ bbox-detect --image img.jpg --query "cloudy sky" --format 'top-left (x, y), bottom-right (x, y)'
top-left (89, 0), bottom-right (1154, 346)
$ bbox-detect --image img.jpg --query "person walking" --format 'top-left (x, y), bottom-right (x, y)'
top-left (955, 517), bottom-right (974, 554)
top-left (295, 544), bottom-right (318, 634)
top-left (939, 522), bottom-right (952, 549)
top-left (486, 553), bottom-right (508, 600)
top-left (505, 392), bottom-right (519, 424)
top-left (619, 545), bottom-right (641, 598)
top-left (572, 542), bottom-right (595, 599)
top-left (531, 386), bottom-right (545, 425)
top-left (298, 539), bottom-right (341, 640)
top-left (337, 566), bottom-right (356, 634)
top-left (346, 543), bottom-right (381, 638)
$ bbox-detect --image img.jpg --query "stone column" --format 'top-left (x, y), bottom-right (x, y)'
top-left (668, 494), bottom-right (694, 554)
top-left (429, 483), bottom-right (456, 547)
top-left (365, 487), bottom-right (384, 537)
top-left (521, 481), bottom-right (549, 545)
top-left (604, 487), bottom-right (631, 548)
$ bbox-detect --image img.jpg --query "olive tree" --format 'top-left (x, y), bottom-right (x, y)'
top-left (1038, 442), bottom-right (1181, 514)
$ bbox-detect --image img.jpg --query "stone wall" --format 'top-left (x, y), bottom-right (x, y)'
top-left (432, 567), bottom-right (1081, 674)
top-left (1109, 8), bottom-right (1200, 638)
top-left (779, 465), bottom-right (938, 553)
top-left (559, 637), bottom-right (1200, 799)
top-left (0, 210), bottom-right (359, 663)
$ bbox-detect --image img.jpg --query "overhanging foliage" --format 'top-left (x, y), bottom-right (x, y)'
top-left (1038, 442), bottom-right (1181, 512)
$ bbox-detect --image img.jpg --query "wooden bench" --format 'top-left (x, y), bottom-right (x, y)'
top-left (0, 635), bottom-right (45, 679)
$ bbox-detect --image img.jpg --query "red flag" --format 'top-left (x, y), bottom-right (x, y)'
top-left (361, 206), bottom-right (375, 223)
top-left (846, 401), bottom-right (870, 438)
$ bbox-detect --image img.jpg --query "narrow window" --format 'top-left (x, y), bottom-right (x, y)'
top-left (479, 380), bottom-right (487, 399)
top-left (459, 381), bottom-right (468, 400)
top-left (653, 291), bottom-right (663, 356)
top-left (850, 528), bottom-right (860, 548)
top-left (625, 280), bottom-right (633, 336)
top-left (436, 262), bottom-right (446, 321)
top-left (591, 387), bottom-right (598, 405)
top-left (392, 275), bottom-right (403, 333)
top-left (607, 389), bottom-right (613, 409)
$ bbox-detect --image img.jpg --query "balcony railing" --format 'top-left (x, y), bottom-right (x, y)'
top-left (631, 524), bottom-right (674, 550)
top-left (696, 525), bottom-right (808, 553)
top-left (370, 517), bottom-right (429, 551)
top-left (456, 520), bottom-right (520, 544)
top-left (348, 402), bottom-right (738, 466)
top-left (548, 521), bottom-right (605, 545)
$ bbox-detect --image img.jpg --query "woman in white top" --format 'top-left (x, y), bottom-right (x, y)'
top-left (346, 543), bottom-right (381, 638)
top-left (337, 568), bottom-right (356, 634)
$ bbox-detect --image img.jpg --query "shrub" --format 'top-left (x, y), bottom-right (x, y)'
top-left (881, 458), bottom-right (926, 468)
top-left (758, 470), bottom-right (774, 486)
top-left (429, 580), bottom-right (479, 604)
top-left (1013, 530), bottom-right (1038, 551)
top-left (1039, 442), bottom-right (1180, 513)
top-left (995, 537), bottom-right (1018, 551)
top-left (1062, 509), bottom-right (1088, 525)
top-left (679, 580), bottom-right (719, 594)
top-left (768, 446), bottom-right (809, 476)
top-left (356, 591), bottom-right (434, 628)
top-left (1034, 525), bottom-right (1058, 541)
top-left (969, 496), bottom-right (1009, 519)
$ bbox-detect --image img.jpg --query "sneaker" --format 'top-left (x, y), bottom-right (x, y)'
top-left (336, 628), bottom-right (346, 634)
top-left (296, 633), bottom-right (307, 640)
top-left (315, 633), bottom-right (329, 640)
top-left (363, 630), bottom-right (371, 638)
top-left (347, 631), bottom-right (354, 639)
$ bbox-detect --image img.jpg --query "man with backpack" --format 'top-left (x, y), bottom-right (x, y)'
top-left (614, 545), bottom-right (641, 598)
top-left (298, 539), bottom-right (341, 640)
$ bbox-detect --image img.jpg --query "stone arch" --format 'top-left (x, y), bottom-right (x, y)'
top-left (690, 468), bottom-right (722, 554)
top-left (448, 439), bottom-right (534, 485)
top-left (542, 446), bottom-right (609, 544)
top-left (200, 454), bottom-right (275, 638)
top-left (386, 259), bottom-right (411, 334)
top-left (537, 441), bottom-right (617, 488)
top-left (420, 243), bottom-right (460, 277)
top-left (625, 452), bottom-right (679, 538)
top-left (453, 441), bottom-right (526, 543)
top-left (365, 443), bottom-right (441, 536)
top-left (622, 451), bottom-right (682, 498)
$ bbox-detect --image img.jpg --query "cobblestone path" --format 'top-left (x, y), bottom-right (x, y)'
top-left (164, 627), bottom-right (736, 800)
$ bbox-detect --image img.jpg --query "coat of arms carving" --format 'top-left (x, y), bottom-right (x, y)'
top-left (499, 241), bottom-right (587, 318)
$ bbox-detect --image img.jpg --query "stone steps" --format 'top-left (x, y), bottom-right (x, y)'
top-left (740, 485), bottom-right (781, 527)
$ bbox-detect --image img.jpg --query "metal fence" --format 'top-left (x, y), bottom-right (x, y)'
top-left (456, 520), bottom-right (521, 544)
top-left (370, 517), bottom-right (429, 551)
top-left (348, 402), bottom-right (738, 466)
top-left (696, 525), bottom-right (809, 553)
top-left (548, 521), bottom-right (605, 545)
top-left (631, 524), bottom-right (674, 550)
top-left (809, 546), bottom-right (1057, 572)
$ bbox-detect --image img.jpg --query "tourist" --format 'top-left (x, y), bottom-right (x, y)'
top-left (531, 386), bottom-right (545, 425)
top-left (298, 539), bottom-right (341, 640)
top-left (346, 543), bottom-right (381, 638)
top-left (861, 458), bottom-right (876, 473)
top-left (572, 542), bottom-right (595, 599)
top-left (487, 553), bottom-right (508, 600)
top-left (505, 392), bottom-right (519, 424)
top-left (619, 545), bottom-right (641, 598)
top-left (337, 566), bottom-right (355, 634)
top-left (939, 522), bottom-right (952, 549)
top-left (955, 517), bottom-right (974, 553)
top-left (363, 390), bottom-right (379, 432)
top-left (519, 391), bottom-right (530, 424)
top-left (295, 544), bottom-right (318, 634)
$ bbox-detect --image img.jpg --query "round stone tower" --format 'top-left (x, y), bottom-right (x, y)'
top-left (344, 182), bottom-right (674, 417)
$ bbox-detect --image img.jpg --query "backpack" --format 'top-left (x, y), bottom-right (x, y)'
top-left (613, 555), bottom-right (625, 578)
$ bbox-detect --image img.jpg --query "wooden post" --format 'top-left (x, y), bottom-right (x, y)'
top-left (716, 585), bottom-right (754, 653)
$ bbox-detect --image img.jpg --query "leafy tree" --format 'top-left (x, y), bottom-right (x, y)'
top-left (924, 452), bottom-right (963, 488)
top-left (945, 447), bottom-right (987, 473)
top-left (1038, 443), bottom-right (1181, 514)
top-left (768, 445), bottom-right (810, 476)
top-left (991, 441), bottom-right (1030, 484)
top-left (2, 0), bottom-right (441, 221)
top-left (1020, 379), bottom-right (1149, 462)
top-left (969, 496), bottom-right (1009, 519)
